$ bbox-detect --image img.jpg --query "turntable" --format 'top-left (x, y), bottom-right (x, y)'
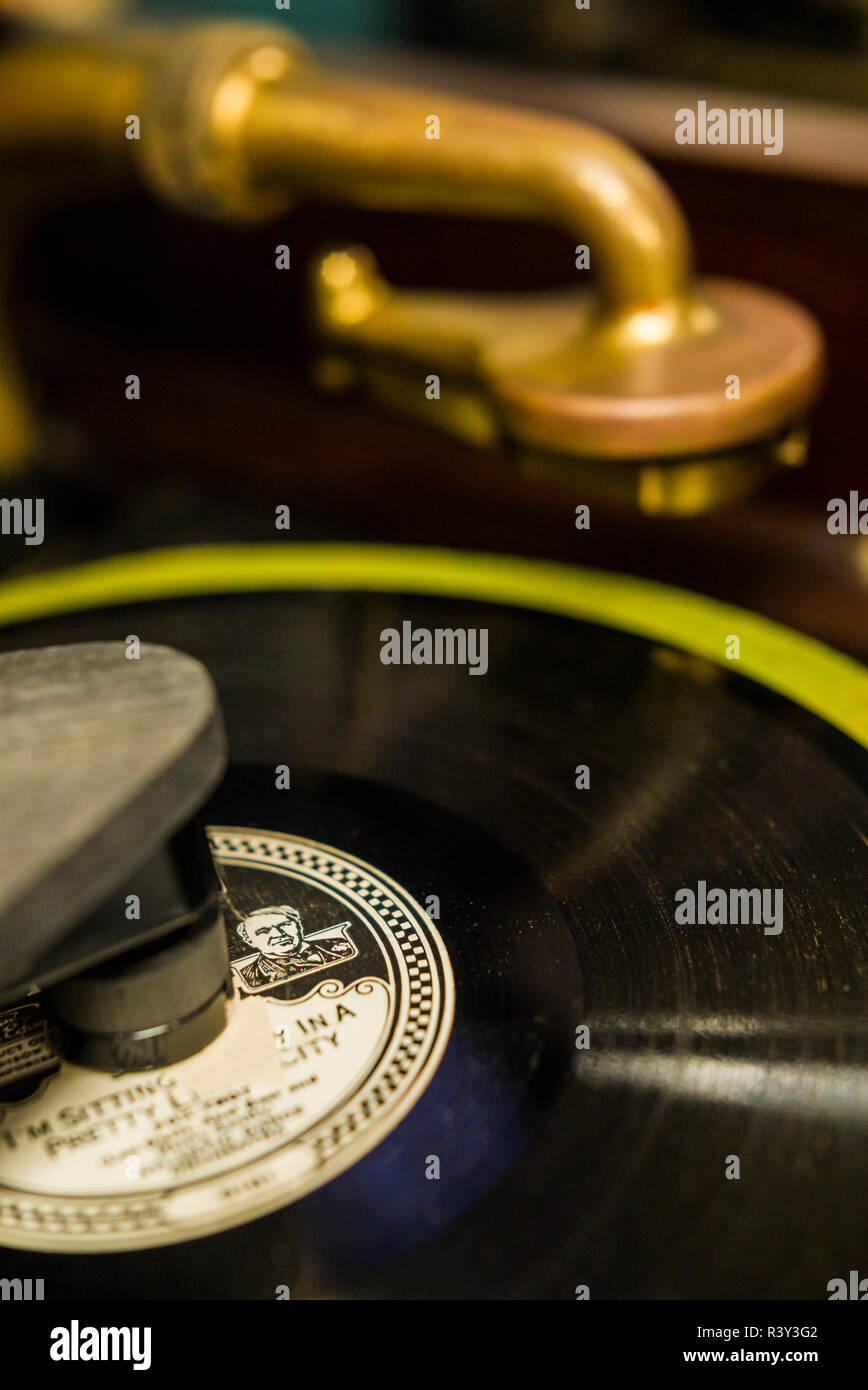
top-left (0, 2), bottom-right (866, 1313)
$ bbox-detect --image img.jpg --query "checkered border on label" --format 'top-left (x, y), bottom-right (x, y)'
top-left (209, 830), bottom-right (443, 1164)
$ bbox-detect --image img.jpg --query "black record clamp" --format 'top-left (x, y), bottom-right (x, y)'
top-left (0, 641), bottom-right (230, 1071)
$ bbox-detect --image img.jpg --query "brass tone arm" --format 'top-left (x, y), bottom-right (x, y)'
top-left (0, 21), bottom-right (823, 512)
top-left (245, 65), bottom-right (693, 311)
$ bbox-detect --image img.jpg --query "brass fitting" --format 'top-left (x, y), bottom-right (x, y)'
top-left (0, 20), bottom-right (823, 511)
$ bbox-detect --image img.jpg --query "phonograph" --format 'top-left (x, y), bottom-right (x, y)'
top-left (0, 0), bottom-right (865, 1301)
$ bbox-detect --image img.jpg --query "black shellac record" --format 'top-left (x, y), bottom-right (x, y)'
top-left (0, 584), bottom-right (866, 1298)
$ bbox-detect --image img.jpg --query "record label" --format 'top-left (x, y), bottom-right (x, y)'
top-left (0, 828), bottom-right (455, 1253)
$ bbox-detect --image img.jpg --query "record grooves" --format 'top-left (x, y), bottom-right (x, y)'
top-left (0, 546), bottom-right (866, 1299)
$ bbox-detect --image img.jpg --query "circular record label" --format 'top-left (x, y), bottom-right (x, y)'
top-left (0, 828), bottom-right (455, 1252)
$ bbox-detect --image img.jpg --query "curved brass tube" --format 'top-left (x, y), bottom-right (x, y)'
top-left (0, 21), bottom-right (822, 510)
top-left (0, 40), bottom-right (148, 158)
top-left (245, 73), bottom-right (694, 314)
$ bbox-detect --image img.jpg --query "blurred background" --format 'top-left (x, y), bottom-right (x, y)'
top-left (150, 0), bottom-right (868, 104)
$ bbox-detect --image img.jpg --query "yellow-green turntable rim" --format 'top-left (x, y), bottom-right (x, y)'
top-left (0, 543), bottom-right (865, 751)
